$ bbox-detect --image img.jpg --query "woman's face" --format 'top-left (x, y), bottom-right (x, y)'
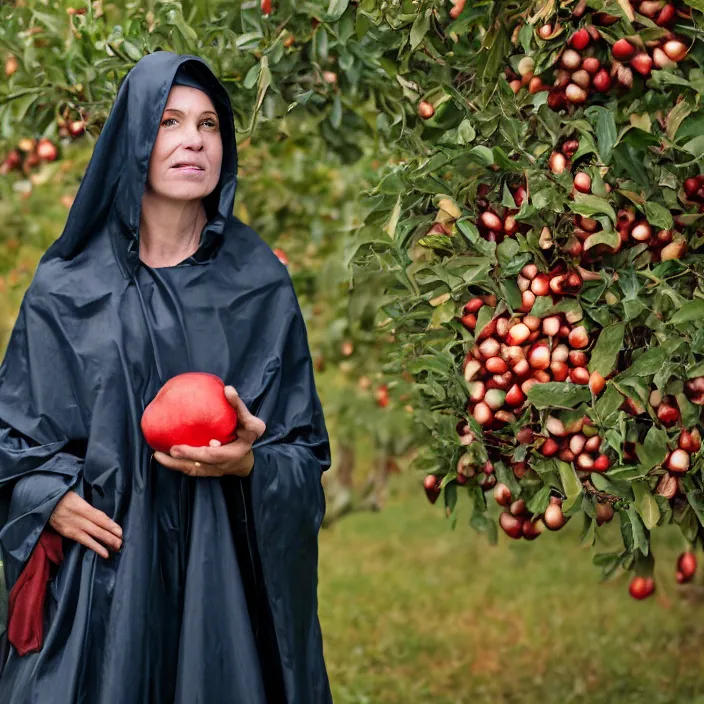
top-left (146, 85), bottom-right (223, 203)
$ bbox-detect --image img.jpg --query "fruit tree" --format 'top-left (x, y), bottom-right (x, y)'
top-left (4, 0), bottom-right (704, 598)
top-left (349, 0), bottom-right (704, 598)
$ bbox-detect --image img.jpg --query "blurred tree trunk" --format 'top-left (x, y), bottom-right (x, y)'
top-left (361, 444), bottom-right (390, 512)
top-left (322, 440), bottom-right (356, 526)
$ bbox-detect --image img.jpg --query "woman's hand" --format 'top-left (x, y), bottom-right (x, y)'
top-left (153, 385), bottom-right (266, 478)
top-left (49, 491), bottom-right (123, 559)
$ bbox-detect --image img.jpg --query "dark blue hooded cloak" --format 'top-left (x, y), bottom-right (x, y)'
top-left (0, 51), bottom-right (332, 703)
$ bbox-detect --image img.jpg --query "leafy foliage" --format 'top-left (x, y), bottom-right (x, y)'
top-left (348, 0), bottom-right (704, 582)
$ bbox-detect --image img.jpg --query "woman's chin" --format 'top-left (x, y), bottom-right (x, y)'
top-left (153, 184), bottom-right (215, 203)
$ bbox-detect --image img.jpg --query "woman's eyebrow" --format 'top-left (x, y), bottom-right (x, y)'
top-left (162, 108), bottom-right (218, 118)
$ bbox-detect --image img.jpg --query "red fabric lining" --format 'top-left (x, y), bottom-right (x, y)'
top-left (7, 528), bottom-right (64, 656)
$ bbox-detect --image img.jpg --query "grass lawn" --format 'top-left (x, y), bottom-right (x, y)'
top-left (318, 474), bottom-right (704, 704)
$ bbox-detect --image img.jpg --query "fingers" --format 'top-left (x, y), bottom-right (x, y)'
top-left (166, 442), bottom-right (249, 466)
top-left (224, 386), bottom-right (267, 439)
top-left (74, 499), bottom-right (123, 539)
top-left (60, 520), bottom-right (120, 560)
top-left (61, 491), bottom-right (121, 534)
top-left (74, 531), bottom-right (110, 560)
top-left (50, 491), bottom-right (124, 553)
top-left (76, 517), bottom-right (123, 553)
top-left (153, 451), bottom-right (226, 477)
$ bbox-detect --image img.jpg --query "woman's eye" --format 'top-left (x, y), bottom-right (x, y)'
top-left (160, 118), bottom-right (217, 128)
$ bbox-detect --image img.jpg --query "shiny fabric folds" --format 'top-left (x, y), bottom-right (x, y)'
top-left (0, 52), bottom-right (332, 703)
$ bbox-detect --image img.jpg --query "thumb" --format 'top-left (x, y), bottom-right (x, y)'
top-left (225, 386), bottom-right (266, 436)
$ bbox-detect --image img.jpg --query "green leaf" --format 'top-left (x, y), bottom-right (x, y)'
top-left (383, 195), bottom-right (402, 239)
top-left (456, 220), bottom-right (496, 260)
top-left (675, 504), bottom-right (699, 542)
top-left (541, 298), bottom-right (583, 321)
top-left (685, 0), bottom-right (704, 12)
top-left (468, 145), bottom-right (494, 166)
top-left (243, 62), bottom-right (261, 90)
top-left (636, 426), bottom-right (669, 469)
top-left (253, 55), bottom-right (272, 115)
top-left (497, 238), bottom-right (520, 269)
top-left (622, 507), bottom-right (650, 556)
top-left (527, 383), bottom-right (592, 409)
top-left (475, 305), bottom-right (494, 338)
top-left (607, 464), bottom-right (650, 481)
top-left (682, 135), bottom-right (704, 159)
top-left (122, 40), bottom-right (143, 62)
top-left (595, 384), bottom-right (623, 421)
top-left (429, 300), bottom-right (456, 329)
top-left (588, 107), bottom-right (618, 165)
top-left (589, 323), bottom-right (625, 377)
top-left (495, 461), bottom-right (521, 497)
top-left (617, 347), bottom-right (666, 379)
top-left (644, 202), bottom-right (674, 231)
top-left (584, 229), bottom-right (620, 251)
top-left (670, 300), bottom-right (704, 326)
top-left (418, 234), bottom-right (453, 250)
top-left (676, 392), bottom-right (701, 429)
top-left (558, 461), bottom-right (583, 512)
top-left (651, 70), bottom-right (692, 90)
top-left (686, 490), bottom-right (704, 527)
top-left (593, 550), bottom-right (627, 579)
top-left (326, 0), bottom-right (350, 20)
top-left (632, 481), bottom-right (661, 530)
top-left (530, 296), bottom-right (554, 318)
top-left (526, 485), bottom-right (552, 515)
top-left (570, 193), bottom-right (617, 223)
top-left (456, 119), bottom-right (476, 145)
top-left (409, 10), bottom-right (430, 50)
top-left (666, 100), bottom-right (693, 140)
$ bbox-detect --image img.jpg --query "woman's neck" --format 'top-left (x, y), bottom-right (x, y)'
top-left (138, 192), bottom-right (208, 268)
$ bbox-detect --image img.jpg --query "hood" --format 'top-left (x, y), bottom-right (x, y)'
top-left (43, 52), bottom-right (238, 276)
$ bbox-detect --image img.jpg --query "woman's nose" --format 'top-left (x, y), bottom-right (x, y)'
top-left (183, 126), bottom-right (204, 150)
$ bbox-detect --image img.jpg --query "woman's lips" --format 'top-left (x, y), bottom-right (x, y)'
top-left (172, 165), bottom-right (204, 174)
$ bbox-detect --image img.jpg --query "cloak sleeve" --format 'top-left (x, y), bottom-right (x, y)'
top-left (0, 280), bottom-right (87, 588)
top-left (243, 278), bottom-right (332, 703)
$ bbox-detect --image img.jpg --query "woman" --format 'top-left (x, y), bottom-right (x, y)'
top-left (0, 51), bottom-right (332, 703)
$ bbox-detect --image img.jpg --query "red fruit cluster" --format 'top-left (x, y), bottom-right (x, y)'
top-left (497, 495), bottom-right (544, 541)
top-left (683, 175), bottom-right (704, 213)
top-left (375, 384), bottom-right (390, 408)
top-left (475, 183), bottom-right (528, 243)
top-left (424, 474), bottom-right (441, 504)
top-left (631, 1), bottom-right (681, 26)
top-left (456, 455), bottom-right (496, 491)
top-left (685, 376), bottom-right (704, 405)
top-left (667, 427), bottom-right (700, 472)
top-left (685, 373), bottom-right (704, 405)
top-left (676, 551), bottom-right (697, 584)
top-left (418, 101), bottom-right (435, 119)
top-left (611, 34), bottom-right (688, 82)
top-left (653, 428), bottom-right (700, 500)
top-left (448, 0), bottom-right (465, 20)
top-left (507, 2), bottom-right (691, 112)
top-left (571, 208), bottom-right (685, 264)
top-left (495, 487), bottom-right (567, 538)
top-left (629, 575), bottom-right (656, 600)
top-left (537, 418), bottom-right (611, 473)
top-left (1, 138), bottom-right (58, 176)
top-left (460, 294), bottom-right (594, 430)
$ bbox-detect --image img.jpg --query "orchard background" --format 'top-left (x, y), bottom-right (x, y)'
top-left (2, 0), bottom-right (704, 701)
